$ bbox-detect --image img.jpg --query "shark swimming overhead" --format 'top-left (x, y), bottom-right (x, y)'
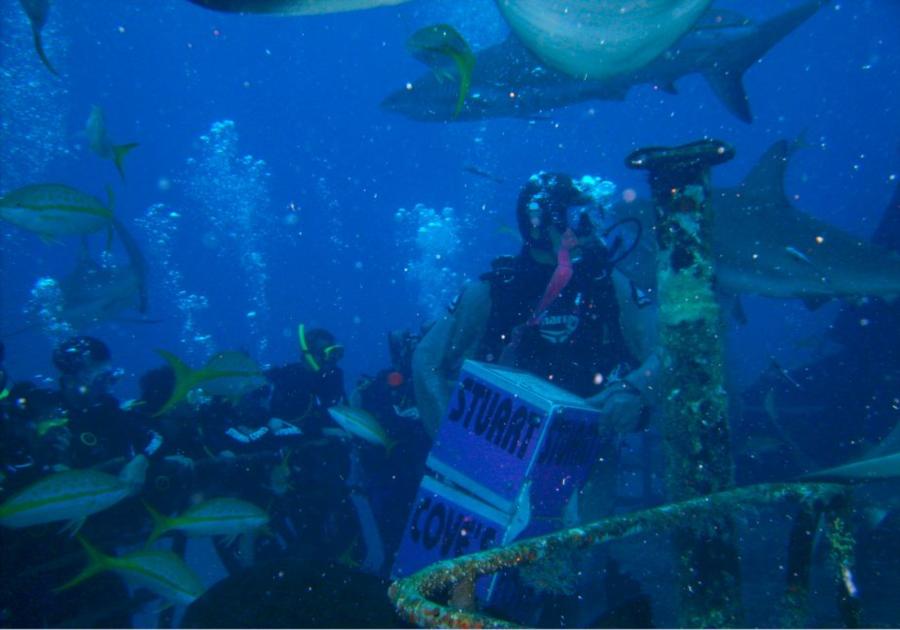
top-left (2, 219), bottom-right (150, 338)
top-left (495, 0), bottom-right (713, 81)
top-left (383, 1), bottom-right (825, 124)
top-left (185, 0), bottom-right (413, 14)
top-left (615, 139), bottom-right (900, 305)
top-left (54, 219), bottom-right (149, 328)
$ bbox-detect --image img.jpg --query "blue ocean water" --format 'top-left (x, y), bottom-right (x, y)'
top-left (1, 0), bottom-right (896, 388)
top-left (1, 0), bottom-right (899, 627)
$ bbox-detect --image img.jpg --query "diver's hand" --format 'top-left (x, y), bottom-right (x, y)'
top-left (586, 381), bottom-right (645, 436)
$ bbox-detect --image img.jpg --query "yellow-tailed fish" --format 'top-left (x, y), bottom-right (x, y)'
top-left (144, 497), bottom-right (269, 545)
top-left (58, 536), bottom-right (205, 606)
top-left (86, 106), bottom-right (139, 181)
top-left (35, 416), bottom-right (69, 437)
top-left (186, 0), bottom-right (413, 15)
top-left (154, 349), bottom-right (265, 416)
top-left (18, 0), bottom-right (58, 76)
top-left (0, 456), bottom-right (147, 531)
top-left (327, 405), bottom-right (396, 453)
top-left (495, 0), bottom-right (713, 81)
top-left (407, 24), bottom-right (475, 118)
top-left (0, 184), bottom-right (113, 241)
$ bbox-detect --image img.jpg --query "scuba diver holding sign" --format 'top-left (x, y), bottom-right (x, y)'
top-left (413, 172), bottom-right (660, 444)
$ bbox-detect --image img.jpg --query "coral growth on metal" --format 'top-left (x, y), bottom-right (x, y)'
top-left (388, 482), bottom-right (846, 628)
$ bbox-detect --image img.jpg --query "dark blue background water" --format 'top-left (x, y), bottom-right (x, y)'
top-left (1, 0), bottom-right (899, 400)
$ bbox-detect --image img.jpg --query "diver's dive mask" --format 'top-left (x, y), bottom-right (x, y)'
top-left (298, 324), bottom-right (344, 372)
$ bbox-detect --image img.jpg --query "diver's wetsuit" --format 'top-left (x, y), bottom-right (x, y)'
top-left (479, 249), bottom-right (636, 396)
top-left (266, 362), bottom-right (345, 436)
top-left (413, 244), bottom-right (655, 438)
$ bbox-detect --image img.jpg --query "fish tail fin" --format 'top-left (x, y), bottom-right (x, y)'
top-left (55, 536), bottom-right (110, 593)
top-left (31, 27), bottom-right (59, 77)
top-left (702, 1), bottom-right (824, 123)
top-left (448, 50), bottom-right (475, 118)
top-left (386, 438), bottom-right (399, 458)
top-left (154, 349), bottom-right (196, 416)
top-left (112, 143), bottom-right (140, 180)
top-left (143, 501), bottom-right (170, 544)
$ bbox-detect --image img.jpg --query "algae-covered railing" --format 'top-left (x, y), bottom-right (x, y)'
top-left (389, 482), bottom-right (851, 628)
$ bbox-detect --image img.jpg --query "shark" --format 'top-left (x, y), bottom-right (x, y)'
top-left (3, 220), bottom-right (150, 338)
top-left (382, 1), bottom-right (825, 124)
top-left (55, 219), bottom-right (149, 330)
top-left (185, 0), bottom-right (413, 14)
top-left (613, 139), bottom-right (900, 306)
top-left (494, 0), bottom-right (713, 81)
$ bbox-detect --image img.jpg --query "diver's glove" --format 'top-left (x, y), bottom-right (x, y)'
top-left (587, 378), bottom-right (648, 436)
top-left (142, 430), bottom-right (165, 457)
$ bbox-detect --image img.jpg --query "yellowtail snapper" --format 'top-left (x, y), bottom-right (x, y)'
top-left (0, 184), bottom-right (113, 242)
top-left (58, 536), bottom-right (205, 606)
top-left (144, 497), bottom-right (269, 545)
top-left (154, 349), bottom-right (266, 415)
top-left (327, 405), bottom-right (396, 454)
top-left (0, 455), bottom-right (148, 532)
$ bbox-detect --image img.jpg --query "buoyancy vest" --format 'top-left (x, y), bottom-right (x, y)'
top-left (478, 249), bottom-right (635, 397)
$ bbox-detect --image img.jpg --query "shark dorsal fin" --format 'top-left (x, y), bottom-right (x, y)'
top-left (738, 139), bottom-right (795, 205)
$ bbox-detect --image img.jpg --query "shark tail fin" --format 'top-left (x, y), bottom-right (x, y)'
top-left (112, 143), bottom-right (140, 180)
top-left (702, 1), bottom-right (825, 124)
top-left (31, 26), bottom-right (59, 77)
top-left (55, 536), bottom-right (110, 593)
top-left (154, 350), bottom-right (196, 416)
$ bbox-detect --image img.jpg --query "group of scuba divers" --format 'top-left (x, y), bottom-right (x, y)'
top-left (0, 171), bottom-right (661, 625)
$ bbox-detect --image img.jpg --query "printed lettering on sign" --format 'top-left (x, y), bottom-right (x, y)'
top-left (536, 417), bottom-right (601, 468)
top-left (446, 377), bottom-right (543, 460)
top-left (408, 495), bottom-right (498, 559)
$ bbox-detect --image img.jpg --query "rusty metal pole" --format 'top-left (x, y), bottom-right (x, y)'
top-left (627, 140), bottom-right (741, 627)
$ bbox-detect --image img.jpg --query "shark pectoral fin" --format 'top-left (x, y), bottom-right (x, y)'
top-left (31, 26), bottom-right (59, 77)
top-left (801, 296), bottom-right (831, 311)
top-left (112, 143), bottom-right (140, 180)
top-left (702, 70), bottom-right (751, 123)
